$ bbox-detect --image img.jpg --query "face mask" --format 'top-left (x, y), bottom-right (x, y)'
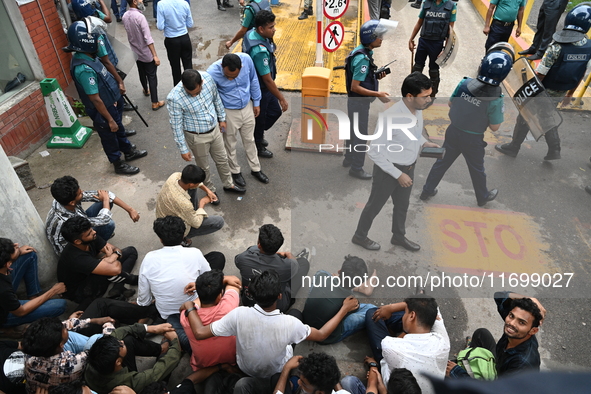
top-left (137, 1), bottom-right (146, 11)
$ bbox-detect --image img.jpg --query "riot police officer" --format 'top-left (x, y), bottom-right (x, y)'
top-left (66, 20), bottom-right (148, 174)
top-left (343, 19), bottom-right (393, 180)
top-left (421, 47), bottom-right (513, 206)
top-left (496, 5), bottom-right (591, 160)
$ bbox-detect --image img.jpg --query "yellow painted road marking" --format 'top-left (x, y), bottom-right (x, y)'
top-left (425, 204), bottom-right (551, 274)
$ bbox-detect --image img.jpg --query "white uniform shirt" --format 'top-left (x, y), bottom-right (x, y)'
top-left (211, 305), bottom-right (311, 378)
top-left (380, 309), bottom-right (450, 394)
top-left (137, 245), bottom-right (211, 318)
top-left (367, 99), bottom-right (427, 180)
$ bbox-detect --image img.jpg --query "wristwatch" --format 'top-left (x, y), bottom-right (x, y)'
top-left (114, 250), bottom-right (122, 258)
top-left (184, 307), bottom-right (197, 317)
top-left (368, 362), bottom-right (378, 369)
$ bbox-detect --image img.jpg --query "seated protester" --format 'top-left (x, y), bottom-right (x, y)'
top-left (341, 360), bottom-right (421, 394)
top-left (155, 165), bottom-right (224, 244)
top-left (273, 353), bottom-right (350, 394)
top-left (365, 295), bottom-right (450, 394)
top-left (302, 255), bottom-right (377, 344)
top-left (85, 323), bottom-right (181, 394)
top-left (0, 340), bottom-right (26, 394)
top-left (0, 238), bottom-right (67, 337)
top-left (46, 176), bottom-right (141, 255)
top-left (447, 291), bottom-right (545, 378)
top-left (235, 224), bottom-right (310, 312)
top-left (137, 216), bottom-right (225, 353)
top-left (57, 216), bottom-right (138, 310)
top-left (21, 316), bottom-right (114, 393)
top-left (180, 270), bottom-right (240, 385)
top-left (182, 270), bottom-right (359, 394)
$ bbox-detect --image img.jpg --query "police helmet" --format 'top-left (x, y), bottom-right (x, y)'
top-left (65, 20), bottom-right (99, 54)
top-left (553, 5), bottom-right (591, 43)
top-left (71, 0), bottom-right (100, 19)
top-left (477, 51), bottom-right (513, 86)
top-left (359, 19), bottom-right (398, 46)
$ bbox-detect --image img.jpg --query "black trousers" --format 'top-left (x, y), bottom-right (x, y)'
top-left (344, 98), bottom-right (371, 171)
top-left (87, 96), bottom-right (134, 163)
top-left (254, 89), bottom-right (282, 143)
top-left (469, 327), bottom-right (497, 358)
top-left (137, 60), bottom-right (159, 103)
top-left (485, 20), bottom-right (514, 51)
top-left (355, 163), bottom-right (414, 241)
top-left (164, 33), bottom-right (193, 86)
top-left (122, 330), bottom-right (163, 372)
top-left (79, 297), bottom-right (159, 336)
top-left (531, 0), bottom-right (569, 55)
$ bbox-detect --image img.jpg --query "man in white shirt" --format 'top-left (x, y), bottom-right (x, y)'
top-left (351, 72), bottom-right (440, 252)
top-left (181, 269), bottom-right (359, 394)
top-left (137, 216), bottom-right (225, 353)
top-left (366, 295), bottom-right (450, 394)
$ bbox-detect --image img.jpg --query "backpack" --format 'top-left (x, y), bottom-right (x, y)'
top-left (456, 347), bottom-right (497, 380)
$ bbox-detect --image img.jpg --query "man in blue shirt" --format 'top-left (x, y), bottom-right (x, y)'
top-left (207, 54), bottom-right (268, 187)
top-left (157, 0), bottom-right (193, 86)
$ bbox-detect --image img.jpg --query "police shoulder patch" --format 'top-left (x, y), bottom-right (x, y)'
top-left (360, 65), bottom-right (368, 74)
top-left (89, 77), bottom-right (96, 86)
top-left (263, 58), bottom-right (269, 66)
top-left (452, 9), bottom-right (456, 14)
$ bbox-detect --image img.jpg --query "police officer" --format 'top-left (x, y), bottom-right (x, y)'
top-left (496, 5), bottom-right (591, 160)
top-left (66, 20), bottom-right (148, 175)
top-left (344, 19), bottom-right (392, 180)
top-left (243, 10), bottom-right (287, 158)
top-left (409, 0), bottom-right (457, 98)
top-left (421, 47), bottom-right (513, 206)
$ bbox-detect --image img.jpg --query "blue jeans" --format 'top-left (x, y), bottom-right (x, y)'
top-left (340, 375), bottom-right (366, 394)
top-left (186, 216), bottom-right (225, 238)
top-left (10, 251), bottom-right (41, 297)
top-left (85, 201), bottom-right (116, 241)
top-left (167, 313), bottom-right (191, 354)
top-left (365, 307), bottom-right (404, 362)
top-left (3, 299), bottom-right (67, 327)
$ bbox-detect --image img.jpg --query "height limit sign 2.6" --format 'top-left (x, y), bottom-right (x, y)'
top-left (323, 0), bottom-right (349, 19)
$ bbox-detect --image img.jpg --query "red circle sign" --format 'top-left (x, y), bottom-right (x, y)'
top-left (323, 21), bottom-right (344, 52)
top-left (323, 0), bottom-right (349, 20)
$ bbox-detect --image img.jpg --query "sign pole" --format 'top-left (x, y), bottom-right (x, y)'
top-left (315, 0), bottom-right (323, 66)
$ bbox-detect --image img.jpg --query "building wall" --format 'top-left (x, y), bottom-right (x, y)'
top-left (0, 0), bottom-right (71, 157)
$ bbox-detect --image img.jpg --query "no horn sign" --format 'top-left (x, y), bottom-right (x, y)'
top-left (323, 21), bottom-right (344, 52)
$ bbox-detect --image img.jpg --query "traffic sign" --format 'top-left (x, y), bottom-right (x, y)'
top-left (323, 21), bottom-right (344, 52)
top-left (323, 0), bottom-right (349, 20)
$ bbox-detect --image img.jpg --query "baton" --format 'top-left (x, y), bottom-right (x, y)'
top-left (123, 94), bottom-right (149, 128)
top-left (411, 47), bottom-right (414, 73)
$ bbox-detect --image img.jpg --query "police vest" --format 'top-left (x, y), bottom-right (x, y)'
top-left (543, 40), bottom-right (591, 91)
top-left (242, 29), bottom-right (277, 89)
top-left (70, 55), bottom-right (120, 111)
top-left (449, 78), bottom-right (496, 134)
top-left (420, 0), bottom-right (454, 41)
top-left (245, 0), bottom-right (271, 29)
top-left (345, 46), bottom-right (378, 99)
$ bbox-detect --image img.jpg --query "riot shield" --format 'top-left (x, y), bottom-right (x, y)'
top-left (502, 57), bottom-right (563, 141)
top-left (435, 26), bottom-right (458, 68)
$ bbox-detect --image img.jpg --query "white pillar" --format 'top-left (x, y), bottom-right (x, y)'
top-left (0, 145), bottom-right (57, 289)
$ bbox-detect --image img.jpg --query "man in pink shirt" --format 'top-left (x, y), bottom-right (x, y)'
top-left (122, 0), bottom-right (166, 111)
top-left (181, 270), bottom-right (241, 386)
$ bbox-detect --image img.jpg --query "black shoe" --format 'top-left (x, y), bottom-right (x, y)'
top-left (518, 47), bottom-right (536, 55)
top-left (211, 192), bottom-right (220, 206)
top-left (420, 188), bottom-right (437, 201)
top-left (251, 171), bottom-right (269, 183)
top-left (217, 4), bottom-right (226, 10)
top-left (257, 147), bottom-right (274, 158)
top-left (223, 1), bottom-right (233, 6)
top-left (352, 234), bottom-right (381, 250)
top-left (349, 168), bottom-right (372, 180)
top-left (477, 189), bottom-right (498, 207)
top-left (586, 186), bottom-right (591, 195)
top-left (390, 236), bottom-right (421, 252)
top-left (495, 143), bottom-right (519, 157)
top-left (260, 139), bottom-right (269, 147)
top-left (125, 129), bottom-right (136, 137)
top-left (116, 17), bottom-right (122, 22)
top-left (124, 149), bottom-right (148, 161)
top-left (123, 102), bottom-right (137, 111)
top-left (296, 247), bottom-right (311, 261)
top-left (410, 1), bottom-right (421, 8)
top-left (527, 54), bottom-right (542, 61)
top-left (342, 157), bottom-right (352, 167)
top-left (181, 237), bottom-right (193, 247)
top-left (298, 10), bottom-right (309, 19)
top-left (232, 173), bottom-right (246, 187)
top-left (543, 150), bottom-right (561, 161)
top-left (114, 160), bottom-right (140, 175)
top-left (123, 288), bottom-right (136, 299)
top-left (125, 274), bottom-right (139, 286)
top-left (223, 185), bottom-right (246, 193)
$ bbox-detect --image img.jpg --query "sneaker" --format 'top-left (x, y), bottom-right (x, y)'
top-left (296, 247), bottom-right (311, 261)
